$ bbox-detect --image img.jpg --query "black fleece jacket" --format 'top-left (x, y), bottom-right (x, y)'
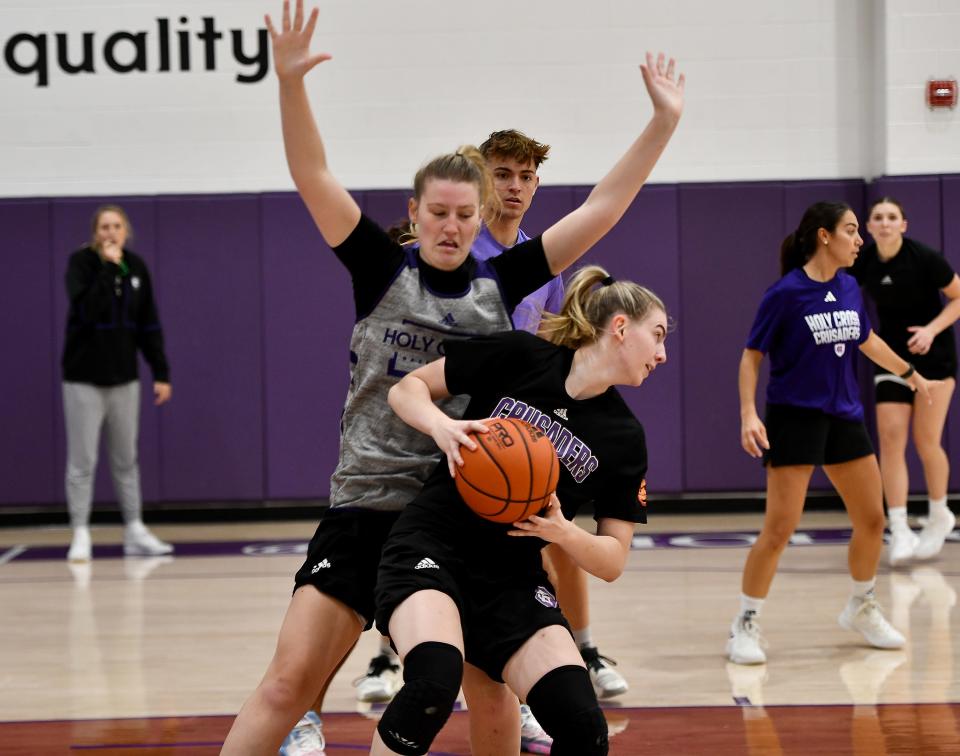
top-left (62, 246), bottom-right (170, 386)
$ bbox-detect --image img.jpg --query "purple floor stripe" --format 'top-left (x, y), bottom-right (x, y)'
top-left (9, 529), bottom-right (957, 564)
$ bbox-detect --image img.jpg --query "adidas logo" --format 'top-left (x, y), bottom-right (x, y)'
top-left (440, 312), bottom-right (458, 327)
top-left (414, 557), bottom-right (439, 570)
top-left (880, 275), bottom-right (893, 285)
top-left (553, 408), bottom-right (568, 420)
top-left (823, 291), bottom-right (837, 303)
top-left (311, 558), bottom-right (331, 574)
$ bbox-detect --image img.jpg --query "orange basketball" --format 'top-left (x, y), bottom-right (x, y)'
top-left (455, 417), bottom-right (560, 524)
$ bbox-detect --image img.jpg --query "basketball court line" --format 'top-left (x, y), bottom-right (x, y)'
top-left (5, 527), bottom-right (956, 563)
top-left (0, 545), bottom-right (26, 566)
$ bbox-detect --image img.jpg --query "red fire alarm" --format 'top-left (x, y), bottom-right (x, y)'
top-left (927, 78), bottom-right (957, 109)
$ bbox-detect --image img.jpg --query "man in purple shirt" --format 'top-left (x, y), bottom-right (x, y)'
top-left (473, 130), bottom-right (565, 333)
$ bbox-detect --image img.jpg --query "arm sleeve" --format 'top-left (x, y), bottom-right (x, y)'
top-left (745, 286), bottom-right (783, 354)
top-left (443, 331), bottom-right (534, 398)
top-left (543, 276), bottom-right (566, 314)
top-left (331, 214), bottom-right (406, 318)
top-left (920, 245), bottom-right (957, 289)
top-left (593, 427), bottom-right (648, 524)
top-left (135, 264), bottom-right (170, 383)
top-left (489, 236), bottom-right (554, 311)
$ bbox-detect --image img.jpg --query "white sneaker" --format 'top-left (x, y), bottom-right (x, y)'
top-left (519, 703), bottom-right (552, 754)
top-left (726, 611), bottom-right (767, 665)
top-left (887, 527), bottom-right (919, 567)
top-left (353, 653), bottom-right (401, 703)
top-left (914, 508), bottom-right (957, 561)
top-left (838, 596), bottom-right (905, 649)
top-left (124, 525), bottom-right (174, 556)
top-left (279, 711), bottom-right (325, 756)
top-left (580, 645), bottom-right (629, 698)
top-left (67, 527), bottom-right (92, 562)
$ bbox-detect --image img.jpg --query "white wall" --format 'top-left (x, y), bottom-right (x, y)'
top-left (884, 0), bottom-right (960, 176)
top-left (0, 0), bottom-right (957, 198)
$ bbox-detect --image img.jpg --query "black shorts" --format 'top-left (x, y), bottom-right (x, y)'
top-left (294, 508), bottom-right (401, 630)
top-left (374, 502), bottom-right (570, 682)
top-left (874, 367), bottom-right (956, 404)
top-left (763, 403), bottom-right (874, 467)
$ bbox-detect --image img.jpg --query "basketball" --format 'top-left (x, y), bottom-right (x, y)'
top-left (455, 417), bottom-right (560, 524)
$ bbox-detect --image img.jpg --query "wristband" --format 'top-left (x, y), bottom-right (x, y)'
top-left (899, 363), bottom-right (915, 380)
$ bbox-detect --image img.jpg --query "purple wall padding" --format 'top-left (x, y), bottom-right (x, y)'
top-left (941, 175), bottom-right (960, 477)
top-left (1, 176), bottom-right (957, 509)
top-left (260, 193), bottom-right (352, 500)
top-left (572, 185), bottom-right (683, 493)
top-left (50, 198), bottom-right (162, 506)
top-left (679, 183), bottom-right (784, 491)
top-left (870, 176), bottom-right (943, 249)
top-left (0, 201), bottom-right (57, 504)
top-left (153, 196), bottom-right (264, 501)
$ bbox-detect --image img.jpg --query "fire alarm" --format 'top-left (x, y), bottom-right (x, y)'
top-left (927, 78), bottom-right (957, 109)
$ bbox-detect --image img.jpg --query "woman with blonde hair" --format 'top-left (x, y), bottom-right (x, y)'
top-left (62, 204), bottom-right (173, 562)
top-left (222, 1), bottom-right (683, 752)
top-left (375, 266), bottom-right (668, 755)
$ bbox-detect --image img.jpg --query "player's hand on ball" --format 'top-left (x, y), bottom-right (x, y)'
top-left (508, 494), bottom-right (571, 543)
top-left (430, 418), bottom-right (489, 478)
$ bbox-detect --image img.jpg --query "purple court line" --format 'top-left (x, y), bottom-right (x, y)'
top-left (7, 529), bottom-right (957, 564)
top-left (71, 742), bottom-right (221, 750)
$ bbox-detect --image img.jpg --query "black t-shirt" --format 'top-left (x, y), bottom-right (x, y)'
top-left (421, 330), bottom-right (648, 525)
top-left (851, 237), bottom-right (958, 373)
top-left (332, 214), bottom-right (554, 319)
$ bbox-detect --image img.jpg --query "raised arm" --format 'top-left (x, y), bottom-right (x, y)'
top-left (387, 360), bottom-right (490, 477)
top-left (540, 52), bottom-right (685, 274)
top-left (266, 0), bottom-right (360, 246)
top-left (739, 348), bottom-right (769, 458)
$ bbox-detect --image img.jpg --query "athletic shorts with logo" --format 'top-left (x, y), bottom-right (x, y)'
top-left (294, 508), bottom-right (401, 629)
top-left (762, 402), bottom-right (874, 467)
top-left (374, 500), bottom-right (571, 682)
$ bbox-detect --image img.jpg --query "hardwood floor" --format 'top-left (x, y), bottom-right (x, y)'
top-left (1, 512), bottom-right (957, 754)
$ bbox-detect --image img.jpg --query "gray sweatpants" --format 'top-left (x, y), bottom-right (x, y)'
top-left (63, 381), bottom-right (143, 527)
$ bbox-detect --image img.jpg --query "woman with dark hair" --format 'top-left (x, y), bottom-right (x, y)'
top-left (62, 204), bottom-right (174, 562)
top-left (374, 266), bottom-right (667, 756)
top-left (852, 197), bottom-right (960, 566)
top-left (727, 201), bottom-right (936, 665)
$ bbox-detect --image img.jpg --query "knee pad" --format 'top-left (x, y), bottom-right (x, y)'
top-left (526, 665), bottom-right (608, 756)
top-left (376, 642), bottom-right (463, 755)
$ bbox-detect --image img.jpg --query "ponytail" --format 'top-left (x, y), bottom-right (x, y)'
top-left (780, 201), bottom-right (852, 276)
top-left (539, 265), bottom-right (667, 349)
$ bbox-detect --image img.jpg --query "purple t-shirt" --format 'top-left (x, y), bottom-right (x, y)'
top-left (746, 268), bottom-right (872, 421)
top-left (472, 225), bottom-right (565, 334)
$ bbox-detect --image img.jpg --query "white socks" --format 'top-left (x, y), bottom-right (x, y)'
top-left (739, 593), bottom-right (765, 618)
top-left (573, 627), bottom-right (594, 649)
top-left (928, 496), bottom-right (949, 518)
top-left (851, 578), bottom-right (876, 602)
top-left (887, 506), bottom-right (910, 533)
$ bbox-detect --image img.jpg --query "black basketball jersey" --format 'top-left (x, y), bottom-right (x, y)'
top-left (418, 330), bottom-right (648, 525)
top-left (851, 238), bottom-right (958, 374)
